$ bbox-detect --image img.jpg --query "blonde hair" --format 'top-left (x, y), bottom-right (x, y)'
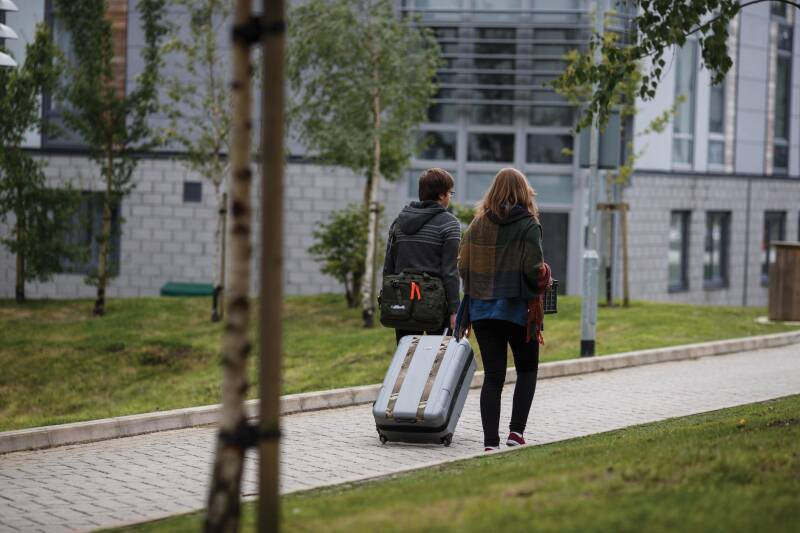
top-left (474, 168), bottom-right (539, 222)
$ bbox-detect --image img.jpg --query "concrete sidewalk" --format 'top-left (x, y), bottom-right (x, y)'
top-left (1, 343), bottom-right (799, 532)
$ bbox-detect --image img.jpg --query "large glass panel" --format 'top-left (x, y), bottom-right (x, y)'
top-left (668, 211), bottom-right (689, 290)
top-left (427, 103), bottom-right (458, 123)
top-left (469, 105), bottom-right (514, 125)
top-left (61, 192), bottom-right (121, 274)
top-left (777, 24), bottom-right (793, 51)
top-left (530, 106), bottom-right (573, 126)
top-left (416, 131), bottom-right (457, 160)
top-left (466, 172), bottom-right (494, 201)
top-left (673, 41), bottom-right (697, 165)
top-left (708, 141), bottom-right (725, 166)
top-left (528, 174), bottom-right (573, 204)
top-left (771, 3), bottom-right (788, 17)
top-left (761, 212), bottom-right (786, 283)
top-left (527, 134), bottom-right (573, 164)
top-left (468, 133), bottom-right (515, 162)
top-left (709, 82), bottom-right (725, 134)
top-left (775, 56), bottom-right (791, 141)
top-left (774, 145), bottom-right (789, 171)
top-left (704, 212), bottom-right (729, 286)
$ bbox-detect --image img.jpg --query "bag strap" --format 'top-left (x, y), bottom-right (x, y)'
top-left (415, 335), bottom-right (451, 421)
top-left (385, 335), bottom-right (420, 419)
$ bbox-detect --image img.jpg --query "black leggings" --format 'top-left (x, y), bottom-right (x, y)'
top-left (472, 319), bottom-right (539, 447)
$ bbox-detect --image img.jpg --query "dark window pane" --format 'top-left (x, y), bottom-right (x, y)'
top-left (709, 83), bottom-right (725, 133)
top-left (777, 25), bottom-right (793, 51)
top-left (427, 103), bottom-right (458, 123)
top-left (526, 134), bottom-right (573, 164)
top-left (474, 58), bottom-right (514, 70)
top-left (775, 56), bottom-right (791, 140)
top-left (183, 181), bottom-right (203, 203)
top-left (416, 131), bottom-right (457, 160)
top-left (530, 106), bottom-right (573, 126)
top-left (762, 212), bottom-right (786, 282)
top-left (771, 4), bottom-right (787, 17)
top-left (668, 211), bottom-right (689, 289)
top-left (708, 141), bottom-right (725, 166)
top-left (704, 212), bottom-right (730, 286)
top-left (774, 145), bottom-right (789, 172)
top-left (467, 133), bottom-right (515, 162)
top-left (61, 192), bottom-right (121, 275)
top-left (469, 105), bottom-right (514, 125)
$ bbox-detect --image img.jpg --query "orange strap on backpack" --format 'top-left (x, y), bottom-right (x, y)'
top-left (409, 281), bottom-right (422, 301)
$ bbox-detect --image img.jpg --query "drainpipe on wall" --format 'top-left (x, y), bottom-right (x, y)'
top-left (743, 176), bottom-right (752, 307)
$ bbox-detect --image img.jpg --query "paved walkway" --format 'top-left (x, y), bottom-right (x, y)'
top-left (1, 344), bottom-right (799, 532)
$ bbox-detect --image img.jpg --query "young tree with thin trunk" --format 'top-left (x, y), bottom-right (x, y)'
top-left (287, 0), bottom-right (440, 327)
top-left (163, 0), bottom-right (234, 322)
top-left (204, 0), bottom-right (258, 529)
top-left (54, 0), bottom-right (168, 316)
top-left (0, 24), bottom-right (79, 303)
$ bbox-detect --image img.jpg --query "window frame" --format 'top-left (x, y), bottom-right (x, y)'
top-left (773, 26), bottom-right (792, 175)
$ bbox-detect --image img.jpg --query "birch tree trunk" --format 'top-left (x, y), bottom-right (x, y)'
top-left (258, 0), bottom-right (286, 528)
top-left (361, 75), bottom-right (381, 328)
top-left (205, 0), bottom-right (255, 529)
top-left (93, 154), bottom-right (114, 317)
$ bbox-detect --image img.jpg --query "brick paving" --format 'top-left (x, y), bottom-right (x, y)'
top-left (1, 343), bottom-right (799, 532)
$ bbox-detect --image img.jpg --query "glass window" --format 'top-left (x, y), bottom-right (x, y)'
top-left (527, 134), bottom-right (573, 164)
top-left (528, 174), bottom-right (573, 204)
top-left (466, 172), bottom-right (494, 201)
top-left (427, 103), bottom-right (458, 123)
top-left (668, 211), bottom-right (690, 291)
top-left (183, 182), bottom-right (203, 203)
top-left (469, 105), bottom-right (514, 125)
top-left (61, 192), bottom-right (122, 275)
top-left (775, 56), bottom-right (791, 141)
top-left (762, 211), bottom-right (786, 284)
top-left (709, 83), bottom-right (725, 134)
top-left (708, 141), bottom-right (725, 166)
top-left (416, 131), bottom-right (457, 160)
top-left (673, 41), bottom-right (697, 166)
top-left (771, 3), bottom-right (787, 17)
top-left (704, 211), bottom-right (730, 287)
top-left (774, 26), bottom-right (792, 174)
top-left (530, 106), bottom-right (573, 127)
top-left (467, 133), bottom-right (515, 162)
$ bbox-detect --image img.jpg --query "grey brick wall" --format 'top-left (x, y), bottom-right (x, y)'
top-left (0, 155), bottom-right (406, 299)
top-left (623, 173), bottom-right (800, 307)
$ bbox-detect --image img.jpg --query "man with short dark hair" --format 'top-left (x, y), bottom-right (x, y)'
top-left (383, 168), bottom-right (461, 342)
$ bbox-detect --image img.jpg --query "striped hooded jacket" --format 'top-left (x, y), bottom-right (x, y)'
top-left (383, 201), bottom-right (462, 314)
top-left (458, 205), bottom-right (544, 300)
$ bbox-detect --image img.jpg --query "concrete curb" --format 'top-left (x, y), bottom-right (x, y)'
top-left (2, 330), bottom-right (798, 455)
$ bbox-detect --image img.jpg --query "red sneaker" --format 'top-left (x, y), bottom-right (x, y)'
top-left (506, 431), bottom-right (525, 447)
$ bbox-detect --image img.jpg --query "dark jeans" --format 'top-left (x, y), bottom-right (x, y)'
top-left (472, 319), bottom-right (539, 447)
top-left (395, 325), bottom-right (446, 344)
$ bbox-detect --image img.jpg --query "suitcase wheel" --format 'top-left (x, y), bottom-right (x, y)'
top-left (379, 434), bottom-right (388, 445)
top-left (441, 434), bottom-right (452, 447)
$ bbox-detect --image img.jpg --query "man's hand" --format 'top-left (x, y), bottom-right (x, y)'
top-left (450, 313), bottom-right (457, 331)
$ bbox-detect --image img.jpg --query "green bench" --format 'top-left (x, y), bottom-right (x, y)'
top-left (159, 282), bottom-right (214, 297)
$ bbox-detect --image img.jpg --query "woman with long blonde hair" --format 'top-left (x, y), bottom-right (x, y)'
top-left (457, 168), bottom-right (551, 452)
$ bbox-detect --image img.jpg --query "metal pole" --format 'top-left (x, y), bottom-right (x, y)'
top-left (259, 0), bottom-right (286, 529)
top-left (580, 0), bottom-right (604, 357)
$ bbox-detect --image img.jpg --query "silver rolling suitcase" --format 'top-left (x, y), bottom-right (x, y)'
top-left (373, 333), bottom-right (476, 446)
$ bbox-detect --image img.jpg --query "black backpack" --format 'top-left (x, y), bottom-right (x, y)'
top-left (378, 224), bottom-right (447, 330)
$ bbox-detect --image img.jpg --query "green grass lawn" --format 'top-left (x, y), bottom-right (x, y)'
top-left (117, 395), bottom-right (800, 533)
top-left (0, 295), bottom-right (796, 431)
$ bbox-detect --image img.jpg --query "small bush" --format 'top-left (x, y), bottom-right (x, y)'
top-left (308, 204), bottom-right (369, 308)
